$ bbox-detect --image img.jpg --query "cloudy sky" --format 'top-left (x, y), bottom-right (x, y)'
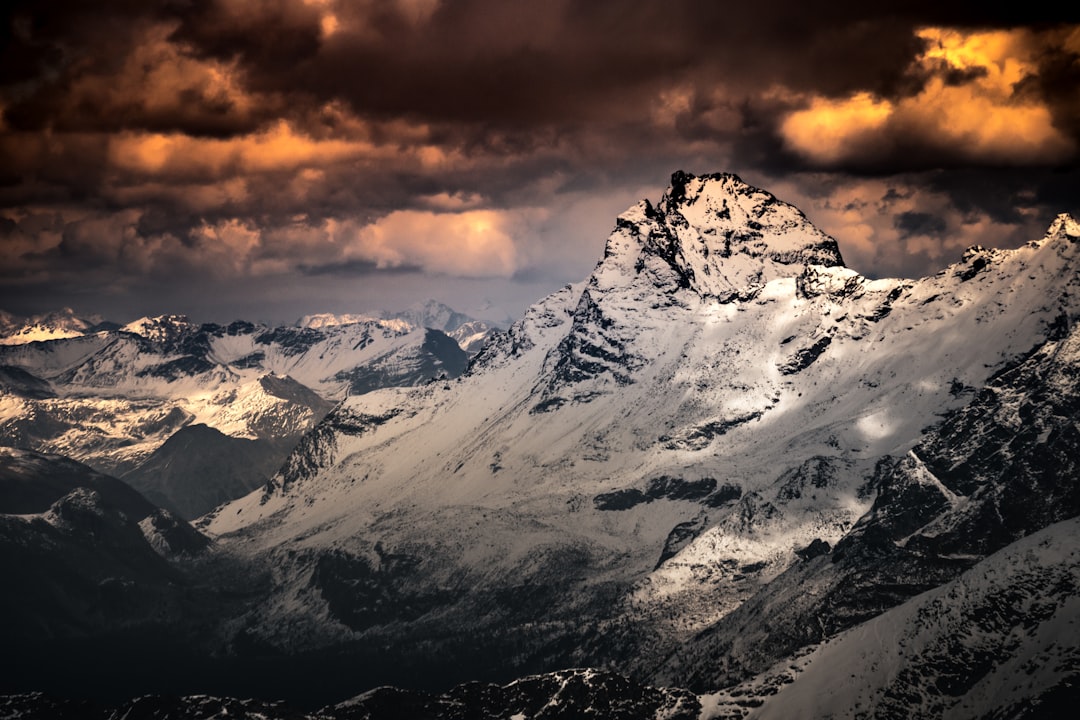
top-left (2, 1), bottom-right (1078, 325)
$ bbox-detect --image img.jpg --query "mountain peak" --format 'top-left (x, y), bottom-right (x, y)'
top-left (296, 313), bottom-right (381, 329)
top-left (383, 300), bottom-right (475, 333)
top-left (659, 171), bottom-right (844, 265)
top-left (1046, 213), bottom-right (1080, 242)
top-left (121, 314), bottom-right (195, 344)
top-left (598, 171), bottom-right (844, 302)
top-left (0, 307), bottom-right (104, 346)
top-left (664, 169), bottom-right (743, 203)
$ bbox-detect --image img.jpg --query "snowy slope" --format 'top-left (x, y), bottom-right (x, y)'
top-left (199, 172), bottom-right (1080, 679)
top-left (700, 515), bottom-right (1080, 719)
top-left (654, 271), bottom-right (1080, 693)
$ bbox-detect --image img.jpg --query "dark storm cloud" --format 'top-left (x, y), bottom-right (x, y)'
top-left (1025, 38), bottom-right (1080, 143)
top-left (921, 168), bottom-right (1080, 227)
top-left (894, 211), bottom-right (948, 239)
top-left (5, 2), bottom-right (1080, 139)
top-left (2, 0), bottom-right (1079, 322)
top-left (1, 2), bottom-right (254, 135)
top-left (298, 258), bottom-right (419, 277)
top-left (164, 1), bottom-right (1065, 123)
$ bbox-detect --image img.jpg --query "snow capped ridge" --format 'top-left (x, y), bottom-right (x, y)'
top-left (297, 306), bottom-right (499, 354)
top-left (121, 314), bottom-right (196, 344)
top-left (296, 313), bottom-right (384, 329)
top-left (602, 171), bottom-right (845, 303)
top-left (952, 213), bottom-right (1080, 278)
top-left (0, 307), bottom-right (106, 345)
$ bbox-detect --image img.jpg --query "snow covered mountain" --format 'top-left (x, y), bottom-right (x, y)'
top-left (0, 314), bottom-right (468, 516)
top-left (0, 313), bottom-right (466, 402)
top-left (193, 172), bottom-right (1080, 694)
top-left (4, 172), bottom-right (1079, 716)
top-left (295, 304), bottom-right (501, 357)
top-left (381, 299), bottom-right (505, 355)
top-left (385, 299), bottom-right (477, 334)
top-left (0, 308), bottom-right (117, 346)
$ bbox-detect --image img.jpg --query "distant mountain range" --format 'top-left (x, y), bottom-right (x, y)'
top-left (1, 173), bottom-right (1078, 718)
top-left (0, 302), bottom-right (498, 518)
top-left (0, 308), bottom-right (120, 346)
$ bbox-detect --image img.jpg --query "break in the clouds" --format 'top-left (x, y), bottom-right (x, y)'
top-left (1, 1), bottom-right (1078, 322)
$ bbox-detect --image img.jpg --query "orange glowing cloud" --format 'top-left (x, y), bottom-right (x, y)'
top-left (106, 110), bottom-right (467, 184)
top-left (302, 0), bottom-right (440, 43)
top-left (301, 0), bottom-right (339, 37)
top-left (781, 92), bottom-right (893, 164)
top-left (191, 218), bottom-right (262, 274)
top-left (350, 209), bottom-right (523, 277)
top-left (106, 119), bottom-right (458, 181)
top-left (1, 205), bottom-right (529, 282)
top-left (780, 26), bottom-right (1078, 166)
top-left (169, 207), bottom-right (531, 279)
top-left (108, 121), bottom-right (375, 176)
top-left (61, 21), bottom-right (268, 134)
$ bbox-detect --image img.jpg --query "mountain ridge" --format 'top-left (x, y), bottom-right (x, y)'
top-left (0, 306), bottom-right (481, 518)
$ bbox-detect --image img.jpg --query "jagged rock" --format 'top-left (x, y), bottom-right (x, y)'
top-left (794, 538), bottom-right (830, 561)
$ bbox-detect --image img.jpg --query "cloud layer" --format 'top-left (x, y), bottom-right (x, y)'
top-left (1, 1), bottom-right (1078, 321)
top-left (780, 27), bottom-right (1079, 168)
